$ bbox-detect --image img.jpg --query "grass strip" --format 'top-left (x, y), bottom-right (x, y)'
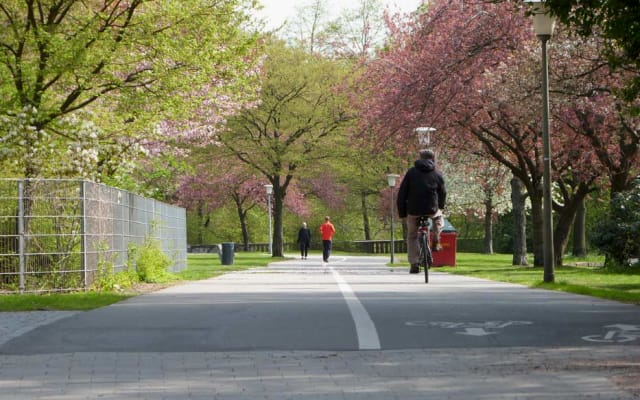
top-left (0, 252), bottom-right (279, 311)
top-left (0, 292), bottom-right (135, 311)
top-left (436, 253), bottom-right (640, 305)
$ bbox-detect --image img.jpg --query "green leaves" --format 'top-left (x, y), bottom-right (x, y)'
top-left (545, 0), bottom-right (640, 102)
top-left (591, 182), bottom-right (640, 267)
top-left (0, 0), bottom-right (259, 179)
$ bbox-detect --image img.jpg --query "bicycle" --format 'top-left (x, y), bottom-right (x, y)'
top-left (417, 215), bottom-right (433, 283)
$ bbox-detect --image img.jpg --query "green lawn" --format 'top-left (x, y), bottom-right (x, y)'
top-left (0, 252), bottom-right (281, 312)
top-left (1, 252), bottom-right (638, 311)
top-left (175, 252), bottom-right (284, 280)
top-left (434, 253), bottom-right (640, 305)
top-left (0, 292), bottom-right (137, 311)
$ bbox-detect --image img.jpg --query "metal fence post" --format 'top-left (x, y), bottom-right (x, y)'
top-left (81, 180), bottom-right (88, 289)
top-left (17, 180), bottom-right (25, 293)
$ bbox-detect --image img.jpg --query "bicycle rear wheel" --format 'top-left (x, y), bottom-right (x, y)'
top-left (419, 233), bottom-right (429, 283)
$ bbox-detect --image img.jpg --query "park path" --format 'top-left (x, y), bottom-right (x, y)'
top-left (1, 254), bottom-right (638, 399)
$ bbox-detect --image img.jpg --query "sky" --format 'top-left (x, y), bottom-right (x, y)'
top-left (254, 0), bottom-right (423, 30)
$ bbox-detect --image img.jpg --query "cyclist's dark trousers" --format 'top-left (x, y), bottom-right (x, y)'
top-left (406, 213), bottom-right (444, 265)
top-left (322, 240), bottom-right (332, 262)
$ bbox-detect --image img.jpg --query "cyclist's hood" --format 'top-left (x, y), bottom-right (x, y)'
top-left (414, 159), bottom-right (436, 172)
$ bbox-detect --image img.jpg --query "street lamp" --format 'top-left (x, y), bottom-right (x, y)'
top-left (526, 0), bottom-right (555, 282)
top-left (415, 127), bottom-right (436, 147)
top-left (387, 174), bottom-right (400, 264)
top-left (264, 184), bottom-right (273, 256)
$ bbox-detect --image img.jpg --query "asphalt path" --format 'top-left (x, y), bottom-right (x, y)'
top-left (2, 254), bottom-right (639, 354)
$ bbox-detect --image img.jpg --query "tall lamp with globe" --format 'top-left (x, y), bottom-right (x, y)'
top-left (526, 0), bottom-right (556, 283)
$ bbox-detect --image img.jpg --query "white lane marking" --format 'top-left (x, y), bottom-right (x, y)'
top-left (330, 266), bottom-right (381, 350)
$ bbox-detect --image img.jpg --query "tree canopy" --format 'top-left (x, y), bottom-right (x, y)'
top-left (217, 40), bottom-right (352, 256)
top-left (541, 0), bottom-right (640, 102)
top-left (0, 0), bottom-right (258, 179)
top-left (353, 0), bottom-right (638, 266)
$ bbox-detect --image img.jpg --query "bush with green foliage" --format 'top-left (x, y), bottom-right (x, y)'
top-left (129, 238), bottom-right (175, 283)
top-left (591, 182), bottom-right (640, 267)
top-left (92, 264), bottom-right (139, 292)
top-left (92, 242), bottom-right (139, 292)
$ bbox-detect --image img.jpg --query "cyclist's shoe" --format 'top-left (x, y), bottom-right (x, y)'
top-left (409, 264), bottom-right (420, 274)
top-left (433, 243), bottom-right (443, 252)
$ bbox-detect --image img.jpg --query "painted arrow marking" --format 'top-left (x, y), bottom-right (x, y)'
top-left (405, 321), bottom-right (532, 336)
top-left (457, 327), bottom-right (496, 336)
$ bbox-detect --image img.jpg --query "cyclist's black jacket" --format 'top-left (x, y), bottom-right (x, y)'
top-left (396, 159), bottom-right (446, 218)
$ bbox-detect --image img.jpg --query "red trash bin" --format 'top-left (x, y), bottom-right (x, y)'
top-left (431, 218), bottom-right (456, 267)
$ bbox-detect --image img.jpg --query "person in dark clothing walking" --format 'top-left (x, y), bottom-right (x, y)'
top-left (397, 149), bottom-right (447, 274)
top-left (297, 222), bottom-right (311, 260)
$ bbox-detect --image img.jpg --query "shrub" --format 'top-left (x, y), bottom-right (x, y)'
top-left (591, 182), bottom-right (640, 268)
top-left (130, 238), bottom-right (174, 283)
top-left (92, 242), bottom-right (139, 292)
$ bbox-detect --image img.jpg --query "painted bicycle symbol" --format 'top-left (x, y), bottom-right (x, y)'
top-left (405, 320), bottom-right (532, 336)
top-left (582, 324), bottom-right (640, 343)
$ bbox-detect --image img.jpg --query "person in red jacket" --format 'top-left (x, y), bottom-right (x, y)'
top-left (318, 216), bottom-right (336, 263)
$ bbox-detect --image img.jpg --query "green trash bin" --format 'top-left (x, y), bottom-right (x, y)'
top-left (221, 242), bottom-right (235, 265)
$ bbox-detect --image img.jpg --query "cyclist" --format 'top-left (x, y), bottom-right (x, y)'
top-left (397, 149), bottom-right (447, 274)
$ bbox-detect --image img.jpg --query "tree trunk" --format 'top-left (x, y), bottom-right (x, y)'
top-left (234, 197), bottom-right (250, 251)
top-left (197, 202), bottom-right (204, 244)
top-left (530, 185), bottom-right (544, 267)
top-left (572, 198), bottom-right (587, 257)
top-left (554, 205), bottom-right (576, 267)
top-left (553, 184), bottom-right (592, 267)
top-left (483, 193), bottom-right (494, 254)
top-left (361, 191), bottom-right (371, 240)
top-left (510, 177), bottom-right (528, 266)
top-left (273, 183), bottom-right (284, 257)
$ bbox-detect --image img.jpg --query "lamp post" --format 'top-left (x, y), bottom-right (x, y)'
top-left (387, 174), bottom-right (400, 264)
top-left (415, 127), bottom-right (436, 147)
top-left (526, 0), bottom-right (555, 283)
top-left (264, 184), bottom-right (273, 256)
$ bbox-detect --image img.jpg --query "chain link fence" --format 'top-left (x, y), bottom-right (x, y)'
top-left (0, 179), bottom-right (186, 293)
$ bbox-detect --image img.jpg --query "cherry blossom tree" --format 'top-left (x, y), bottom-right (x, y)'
top-left (440, 29), bottom-right (612, 267)
top-left (353, 0), bottom-right (635, 267)
top-left (353, 0), bottom-right (534, 258)
top-left (174, 142), bottom-right (313, 249)
top-left (550, 31), bottom-right (640, 197)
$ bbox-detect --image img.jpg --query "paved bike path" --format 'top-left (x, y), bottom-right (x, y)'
top-left (2, 255), bottom-right (639, 353)
top-left (0, 255), bottom-right (638, 399)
